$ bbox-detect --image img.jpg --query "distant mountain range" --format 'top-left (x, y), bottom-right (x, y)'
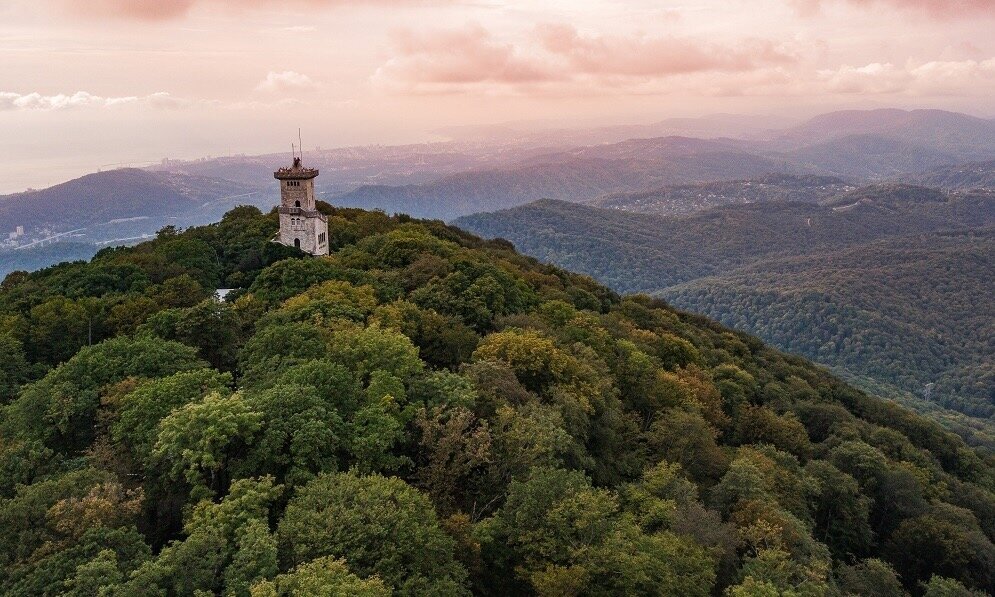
top-left (910, 160), bottom-right (995, 190)
top-left (0, 168), bottom-right (266, 241)
top-left (333, 137), bottom-right (796, 220)
top-left (455, 185), bottom-right (995, 447)
top-left (588, 174), bottom-right (854, 215)
top-left (769, 108), bottom-right (995, 158)
top-left (3, 107), bottom-right (994, 276)
top-left (333, 109), bottom-right (995, 219)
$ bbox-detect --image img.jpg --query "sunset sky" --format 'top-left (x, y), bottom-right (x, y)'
top-left (2, 0), bottom-right (994, 192)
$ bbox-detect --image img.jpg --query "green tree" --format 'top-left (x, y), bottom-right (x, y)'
top-left (111, 368), bottom-right (232, 464)
top-left (278, 472), bottom-right (469, 596)
top-left (123, 477), bottom-right (281, 596)
top-left (837, 559), bottom-right (907, 597)
top-left (3, 336), bottom-right (204, 453)
top-left (152, 392), bottom-right (263, 497)
top-left (28, 296), bottom-right (89, 364)
top-left (234, 384), bottom-right (345, 487)
top-left (238, 322), bottom-right (329, 386)
top-left (250, 557), bottom-right (390, 597)
top-left (327, 324), bottom-right (423, 383)
top-left (0, 332), bottom-right (29, 403)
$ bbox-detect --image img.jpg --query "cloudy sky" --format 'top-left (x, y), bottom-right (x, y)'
top-left (1, 0), bottom-right (994, 191)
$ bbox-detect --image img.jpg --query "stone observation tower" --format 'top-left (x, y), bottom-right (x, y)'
top-left (274, 155), bottom-right (329, 255)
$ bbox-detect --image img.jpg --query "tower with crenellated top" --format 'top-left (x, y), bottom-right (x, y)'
top-left (274, 155), bottom-right (328, 255)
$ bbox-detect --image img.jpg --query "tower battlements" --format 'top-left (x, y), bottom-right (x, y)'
top-left (274, 157), bottom-right (319, 180)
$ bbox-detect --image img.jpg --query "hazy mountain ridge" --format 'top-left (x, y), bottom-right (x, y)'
top-left (588, 174), bottom-right (854, 215)
top-left (910, 160), bottom-right (995, 190)
top-left (771, 108), bottom-right (995, 156)
top-left (0, 168), bottom-right (265, 239)
top-left (334, 138), bottom-right (797, 220)
top-left (5, 107), bottom-right (995, 276)
top-left (333, 110), bottom-right (995, 220)
top-left (455, 186), bottom-right (995, 292)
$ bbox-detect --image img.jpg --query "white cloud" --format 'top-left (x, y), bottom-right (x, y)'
top-left (0, 90), bottom-right (187, 111)
top-left (255, 70), bottom-right (320, 93)
top-left (820, 58), bottom-right (995, 94)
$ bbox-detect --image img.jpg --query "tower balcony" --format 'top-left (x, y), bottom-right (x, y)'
top-left (278, 206), bottom-right (327, 222)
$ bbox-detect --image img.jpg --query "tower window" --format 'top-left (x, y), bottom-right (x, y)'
top-left (295, 200), bottom-right (301, 208)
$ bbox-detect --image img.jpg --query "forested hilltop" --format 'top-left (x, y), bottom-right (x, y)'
top-left (455, 188), bottom-right (995, 449)
top-left (2, 204), bottom-right (994, 596)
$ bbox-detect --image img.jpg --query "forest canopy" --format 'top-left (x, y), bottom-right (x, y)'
top-left (1, 203), bottom-right (994, 596)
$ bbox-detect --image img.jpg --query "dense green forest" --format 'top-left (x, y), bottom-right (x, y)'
top-left (456, 188), bottom-right (995, 446)
top-left (662, 229), bottom-right (995, 421)
top-left (2, 204), bottom-right (994, 596)
top-left (456, 186), bottom-right (995, 296)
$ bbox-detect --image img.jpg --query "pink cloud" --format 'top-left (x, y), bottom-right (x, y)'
top-left (536, 24), bottom-right (795, 76)
top-left (53, 0), bottom-right (448, 21)
top-left (0, 90), bottom-right (190, 110)
top-left (255, 71), bottom-right (320, 93)
top-left (794, 0), bottom-right (995, 19)
top-left (374, 23), bottom-right (796, 94)
top-left (376, 24), bottom-right (558, 87)
top-left (820, 58), bottom-right (995, 94)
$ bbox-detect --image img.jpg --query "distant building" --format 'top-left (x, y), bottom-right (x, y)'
top-left (274, 156), bottom-right (329, 256)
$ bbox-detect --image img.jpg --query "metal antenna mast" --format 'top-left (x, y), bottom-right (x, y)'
top-left (298, 128), bottom-right (304, 164)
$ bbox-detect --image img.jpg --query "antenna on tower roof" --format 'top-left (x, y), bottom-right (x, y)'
top-left (298, 128), bottom-right (304, 164)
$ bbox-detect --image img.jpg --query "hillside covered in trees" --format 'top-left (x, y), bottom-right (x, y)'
top-left (1, 204), bottom-right (994, 596)
top-left (455, 187), bottom-right (995, 449)
top-left (663, 230), bottom-right (995, 418)
top-left (588, 175), bottom-right (854, 216)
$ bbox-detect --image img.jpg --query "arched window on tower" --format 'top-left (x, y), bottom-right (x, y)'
top-left (294, 238), bottom-right (301, 249)
top-left (295, 200), bottom-right (301, 208)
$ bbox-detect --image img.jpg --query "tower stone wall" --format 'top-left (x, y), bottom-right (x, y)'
top-left (274, 157), bottom-right (328, 256)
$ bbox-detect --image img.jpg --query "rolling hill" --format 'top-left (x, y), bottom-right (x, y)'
top-left (333, 110), bottom-right (995, 220)
top-left (455, 186), bottom-right (995, 445)
top-left (455, 186), bottom-right (995, 292)
top-left (1, 203), bottom-right (994, 595)
top-left (333, 137), bottom-right (797, 220)
top-left (911, 160), bottom-right (995, 191)
top-left (663, 229), bottom-right (995, 419)
top-left (772, 108), bottom-right (995, 158)
top-left (588, 174), bottom-right (853, 215)
top-left (0, 168), bottom-right (267, 239)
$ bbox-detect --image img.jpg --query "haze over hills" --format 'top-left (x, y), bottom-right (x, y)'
top-left (435, 112), bottom-right (800, 147)
top-left (769, 109), bottom-right (995, 157)
top-left (4, 107), bottom-right (995, 276)
top-left (333, 137), bottom-right (795, 220)
top-left (456, 185), bottom-right (995, 292)
top-left (911, 160), bottom-right (995, 191)
top-left (455, 186), bottom-right (995, 447)
top-left (0, 168), bottom-right (266, 242)
top-left (588, 174), bottom-right (854, 216)
top-left (332, 109), bottom-right (995, 220)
